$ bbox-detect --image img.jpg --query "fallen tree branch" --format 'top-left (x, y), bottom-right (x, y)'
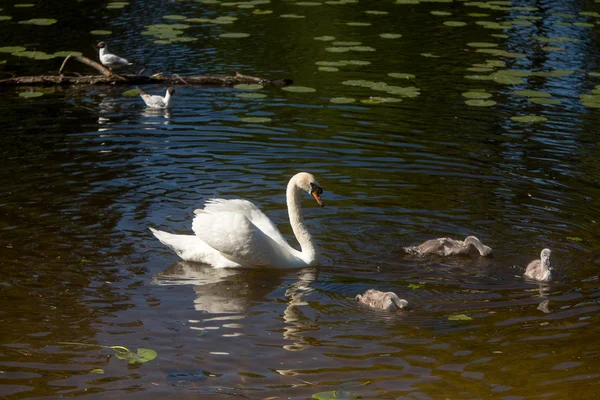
top-left (0, 54), bottom-right (293, 87)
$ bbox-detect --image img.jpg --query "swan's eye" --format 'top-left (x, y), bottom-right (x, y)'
top-left (310, 183), bottom-right (323, 194)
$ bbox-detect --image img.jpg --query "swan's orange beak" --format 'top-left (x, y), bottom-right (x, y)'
top-left (312, 190), bottom-right (324, 207)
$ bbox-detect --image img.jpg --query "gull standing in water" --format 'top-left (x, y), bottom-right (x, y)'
top-left (96, 41), bottom-right (132, 71)
top-left (138, 87), bottom-right (175, 109)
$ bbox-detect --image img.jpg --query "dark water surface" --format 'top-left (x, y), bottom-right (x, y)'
top-left (1, 0), bottom-right (600, 398)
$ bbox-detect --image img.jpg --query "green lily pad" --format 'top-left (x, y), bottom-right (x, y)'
top-left (219, 32), bottom-right (250, 38)
top-left (54, 51), bottom-right (83, 57)
top-left (90, 30), bottom-right (112, 35)
top-left (234, 83), bottom-right (263, 90)
top-left (114, 347), bottom-right (158, 364)
top-left (12, 51), bottom-right (56, 60)
top-left (163, 14), bottom-right (186, 20)
top-left (467, 67), bottom-right (494, 72)
top-left (0, 60), bottom-right (5, 64)
top-left (511, 115), bottom-right (547, 123)
top-left (340, 59), bottom-right (370, 65)
top-left (361, 98), bottom-right (381, 104)
top-left (240, 116), bottom-right (272, 123)
top-left (533, 36), bottom-right (580, 43)
top-left (467, 12), bottom-right (489, 17)
top-left (333, 41), bottom-right (361, 46)
top-left (448, 314), bottom-right (473, 321)
top-left (431, 10), bottom-right (451, 16)
top-left (590, 72), bottom-right (600, 77)
top-left (347, 22), bottom-right (371, 26)
top-left (380, 33), bottom-right (402, 39)
top-left (528, 97), bottom-right (561, 105)
top-left (0, 16), bottom-right (13, 21)
top-left (296, 1), bottom-right (322, 5)
top-left (312, 390), bottom-right (359, 400)
top-left (396, 0), bottom-right (420, 3)
top-left (236, 92), bottom-right (267, 99)
top-left (90, 369), bottom-right (104, 374)
top-left (329, 97), bottom-right (355, 104)
top-left (531, 69), bottom-right (574, 77)
top-left (14, 3), bottom-right (34, 7)
top-left (314, 35), bottom-right (335, 41)
top-left (421, 53), bottom-right (440, 58)
top-left (408, 283), bottom-right (423, 290)
top-left (280, 14), bottom-right (305, 18)
top-left (0, 46), bottom-right (27, 53)
top-left (106, 2), bottom-right (129, 9)
top-left (444, 21), bottom-right (467, 27)
top-left (36, 88), bottom-right (55, 94)
top-left (282, 86), bottom-right (316, 93)
top-left (513, 90), bottom-right (551, 98)
top-left (462, 91), bottom-right (492, 99)
top-left (253, 9), bottom-right (273, 14)
top-left (153, 39), bottom-right (172, 44)
top-left (122, 88), bottom-right (140, 97)
top-left (388, 72), bottom-right (415, 79)
top-left (325, 47), bottom-right (349, 53)
top-left (465, 99), bottom-right (496, 106)
top-left (19, 91), bottom-right (44, 98)
top-left (19, 18), bottom-right (58, 26)
top-left (467, 42), bottom-right (498, 48)
top-left (318, 66), bottom-right (339, 72)
top-left (369, 96), bottom-right (402, 103)
top-left (566, 236), bottom-right (583, 242)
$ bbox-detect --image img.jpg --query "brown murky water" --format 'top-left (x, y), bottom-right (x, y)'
top-left (1, 0), bottom-right (599, 398)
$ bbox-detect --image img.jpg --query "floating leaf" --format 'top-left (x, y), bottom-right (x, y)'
top-left (14, 3), bottom-right (34, 7)
top-left (421, 53), bottom-right (440, 58)
top-left (253, 9), bottom-right (273, 14)
top-left (318, 66), bottom-right (339, 72)
top-left (462, 91), bottom-right (492, 99)
top-left (369, 96), bottom-right (402, 103)
top-left (19, 91), bottom-right (44, 98)
top-left (511, 115), bottom-right (547, 123)
top-left (0, 16), bottom-right (13, 21)
top-left (12, 51), bottom-right (56, 60)
top-left (0, 46), bottom-right (27, 53)
top-left (91, 369), bottom-right (104, 374)
top-left (443, 21), bottom-right (467, 27)
top-left (347, 22), bottom-right (371, 26)
top-left (388, 72), bottom-right (415, 79)
top-left (19, 18), bottom-right (58, 26)
top-left (365, 10), bottom-right (388, 15)
top-left (448, 314), bottom-right (473, 321)
top-left (465, 99), bottom-right (496, 106)
top-left (219, 32), bottom-right (250, 38)
top-left (280, 14), bottom-right (305, 18)
top-left (163, 14), bottom-right (187, 20)
top-left (114, 348), bottom-right (158, 364)
top-left (106, 2), bottom-right (129, 9)
top-left (467, 42), bottom-right (498, 48)
top-left (380, 33), bottom-right (402, 39)
top-left (329, 97), bottom-right (355, 104)
top-left (234, 83), bottom-right (263, 90)
top-left (513, 90), bottom-right (551, 98)
top-left (296, 1), bottom-right (322, 5)
top-left (529, 97), bottom-right (561, 105)
top-left (408, 283), bottom-right (423, 290)
top-left (312, 390), bottom-right (360, 400)
top-left (314, 35), bottom-right (335, 41)
top-left (236, 92), bottom-right (267, 99)
top-left (54, 51), bottom-right (83, 57)
top-left (122, 88), bottom-right (140, 97)
top-left (282, 86), bottom-right (316, 93)
top-left (240, 116), bottom-right (272, 123)
top-left (431, 10), bottom-right (451, 16)
top-left (333, 41), bottom-right (361, 46)
top-left (90, 30), bottom-right (112, 35)
top-left (566, 236), bottom-right (583, 242)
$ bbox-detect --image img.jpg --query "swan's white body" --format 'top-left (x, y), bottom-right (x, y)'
top-left (138, 87), bottom-right (174, 109)
top-left (150, 172), bottom-right (324, 268)
top-left (404, 236), bottom-right (492, 257)
top-left (524, 248), bottom-right (552, 282)
top-left (356, 289), bottom-right (408, 311)
top-left (96, 41), bottom-right (132, 70)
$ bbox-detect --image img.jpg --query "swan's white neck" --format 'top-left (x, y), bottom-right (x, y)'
top-left (164, 90), bottom-right (173, 107)
top-left (287, 179), bottom-right (319, 266)
top-left (99, 47), bottom-right (107, 57)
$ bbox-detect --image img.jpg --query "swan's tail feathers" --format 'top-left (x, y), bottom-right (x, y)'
top-left (149, 227), bottom-right (241, 268)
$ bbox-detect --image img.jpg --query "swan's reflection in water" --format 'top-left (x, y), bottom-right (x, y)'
top-left (153, 262), bottom-right (319, 350)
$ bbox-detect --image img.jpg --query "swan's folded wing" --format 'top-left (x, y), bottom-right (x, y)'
top-left (195, 199), bottom-right (289, 248)
top-left (192, 210), bottom-right (291, 267)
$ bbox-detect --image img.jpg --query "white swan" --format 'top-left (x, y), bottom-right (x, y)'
top-left (356, 289), bottom-right (408, 310)
top-left (150, 172), bottom-right (324, 268)
top-left (524, 248), bottom-right (552, 282)
top-left (404, 236), bottom-right (492, 257)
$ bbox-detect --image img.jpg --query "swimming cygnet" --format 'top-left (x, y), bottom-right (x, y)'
top-left (404, 236), bottom-right (492, 257)
top-left (355, 289), bottom-right (408, 311)
top-left (524, 248), bottom-right (552, 282)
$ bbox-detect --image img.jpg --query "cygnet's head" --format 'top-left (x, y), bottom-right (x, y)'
top-left (465, 236), bottom-right (493, 256)
top-left (541, 248), bottom-right (552, 269)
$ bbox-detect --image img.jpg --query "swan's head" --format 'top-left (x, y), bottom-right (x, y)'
top-left (96, 41), bottom-right (106, 49)
top-left (167, 87), bottom-right (175, 95)
top-left (541, 248), bottom-right (551, 269)
top-left (293, 172), bottom-right (324, 207)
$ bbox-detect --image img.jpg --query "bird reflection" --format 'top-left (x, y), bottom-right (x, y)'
top-left (141, 107), bottom-right (171, 124)
top-left (153, 262), bottom-right (320, 351)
